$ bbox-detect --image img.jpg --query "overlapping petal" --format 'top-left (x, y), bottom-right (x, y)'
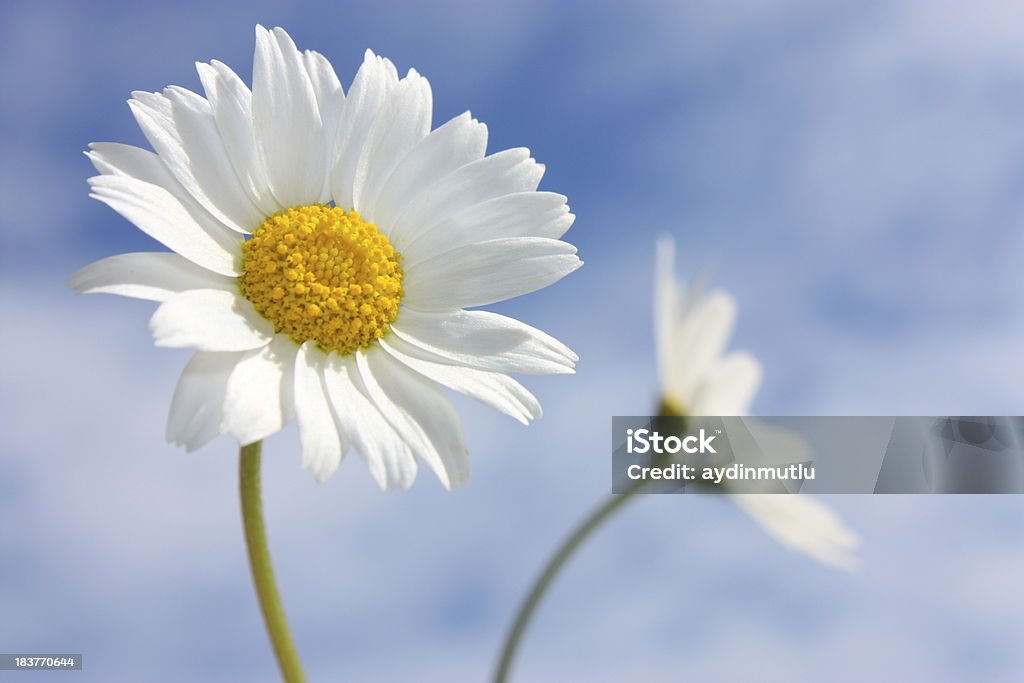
top-left (322, 353), bottom-right (417, 490)
top-left (86, 142), bottom-right (245, 254)
top-left (130, 87), bottom-right (263, 233)
top-left (351, 70), bottom-right (432, 216)
top-left (403, 191), bottom-right (573, 266)
top-left (87, 174), bottom-right (242, 276)
top-left (221, 335), bottom-right (297, 446)
top-left (355, 347), bottom-right (469, 489)
top-left (252, 25), bottom-right (325, 208)
top-left (391, 308), bottom-right (577, 375)
top-left (387, 148), bottom-right (545, 251)
top-left (371, 111), bottom-right (487, 230)
top-left (330, 49), bottom-right (400, 210)
top-left (380, 336), bottom-right (541, 425)
top-left (149, 289), bottom-right (274, 351)
top-left (301, 49), bottom-right (345, 203)
top-left (690, 351), bottom-right (761, 416)
top-left (196, 59), bottom-right (281, 215)
top-left (402, 237), bottom-right (581, 310)
top-left (166, 335), bottom-right (295, 451)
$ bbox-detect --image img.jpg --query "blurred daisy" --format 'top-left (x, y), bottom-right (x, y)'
top-left (70, 26), bottom-right (580, 489)
top-left (655, 235), bottom-right (859, 569)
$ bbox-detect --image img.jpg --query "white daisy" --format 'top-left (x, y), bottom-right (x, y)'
top-left (654, 236), bottom-right (760, 416)
top-left (655, 235), bottom-right (859, 569)
top-left (70, 26), bottom-right (581, 490)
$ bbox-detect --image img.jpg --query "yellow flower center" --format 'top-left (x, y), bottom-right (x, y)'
top-left (658, 396), bottom-right (687, 418)
top-left (239, 205), bottom-right (404, 354)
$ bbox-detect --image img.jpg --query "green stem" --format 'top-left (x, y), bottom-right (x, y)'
top-left (491, 477), bottom-right (649, 683)
top-left (240, 441), bottom-right (307, 683)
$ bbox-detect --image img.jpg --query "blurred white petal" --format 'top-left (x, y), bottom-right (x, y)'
top-left (731, 494), bottom-right (861, 571)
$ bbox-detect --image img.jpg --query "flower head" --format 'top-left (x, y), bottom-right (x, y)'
top-left (71, 26), bottom-right (581, 489)
top-left (654, 235), bottom-right (859, 569)
top-left (654, 236), bottom-right (760, 416)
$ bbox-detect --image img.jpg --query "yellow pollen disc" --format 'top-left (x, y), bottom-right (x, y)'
top-left (240, 205), bottom-right (403, 354)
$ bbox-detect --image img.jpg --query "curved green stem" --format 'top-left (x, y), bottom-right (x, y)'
top-left (491, 477), bottom-right (649, 683)
top-left (240, 441), bottom-right (307, 683)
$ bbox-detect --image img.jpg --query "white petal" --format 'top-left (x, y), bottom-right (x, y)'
top-left (668, 290), bottom-right (737, 407)
top-left (69, 252), bottom-right (237, 302)
top-left (222, 335), bottom-right (296, 446)
top-left (87, 143), bottom-right (246, 249)
top-left (654, 235), bottom-right (680, 401)
top-left (130, 88), bottom-right (263, 233)
top-left (731, 495), bottom-right (861, 571)
top-left (294, 342), bottom-right (346, 483)
top-left (166, 351), bottom-right (242, 451)
top-left (252, 26), bottom-right (325, 208)
top-left (403, 237), bottom-right (581, 310)
top-left (356, 347), bottom-right (469, 489)
top-left (303, 50), bottom-right (345, 203)
top-left (149, 289), bottom-right (274, 351)
top-left (352, 70), bottom-right (432, 219)
top-left (372, 111), bottom-right (487, 233)
top-left (388, 148), bottom-right (544, 251)
top-left (690, 351), bottom-right (762, 416)
top-left (88, 174), bottom-right (242, 276)
top-left (392, 308), bottom-right (577, 375)
top-left (403, 191), bottom-right (573, 266)
top-left (330, 50), bottom-right (399, 210)
top-left (380, 336), bottom-right (540, 424)
top-left (166, 339), bottom-right (296, 450)
top-left (165, 86), bottom-right (266, 229)
top-left (130, 89), bottom-right (172, 120)
top-left (195, 60), bottom-right (280, 215)
top-left (736, 419), bottom-right (815, 468)
top-left (322, 353), bottom-right (417, 490)
top-left (88, 142), bottom-right (176, 184)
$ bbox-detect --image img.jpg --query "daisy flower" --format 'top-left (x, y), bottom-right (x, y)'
top-left (655, 235), bottom-right (859, 570)
top-left (70, 26), bottom-right (581, 490)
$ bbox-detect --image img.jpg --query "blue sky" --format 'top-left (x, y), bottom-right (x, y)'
top-left (3, 1), bottom-right (1024, 681)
